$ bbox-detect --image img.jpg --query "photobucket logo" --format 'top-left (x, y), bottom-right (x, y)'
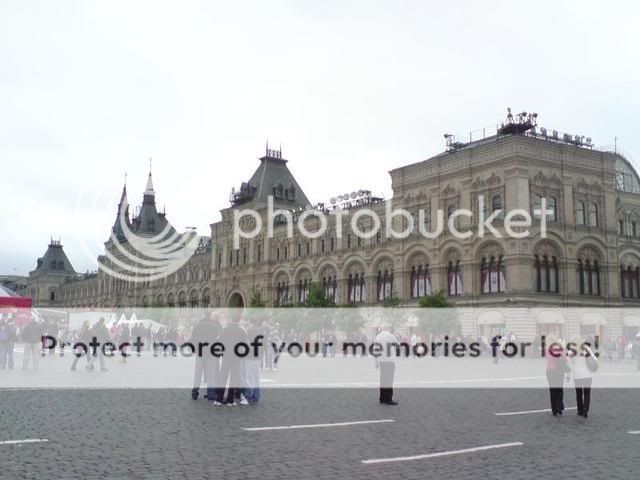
top-left (95, 198), bottom-right (202, 283)
top-left (233, 196), bottom-right (553, 247)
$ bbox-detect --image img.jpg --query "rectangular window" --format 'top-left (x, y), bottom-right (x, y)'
top-left (347, 234), bottom-right (352, 248)
top-left (548, 197), bottom-right (557, 221)
top-left (321, 239), bottom-right (325, 253)
top-left (306, 242), bottom-right (310, 255)
top-left (619, 220), bottom-right (625, 235)
top-left (576, 202), bottom-right (585, 225)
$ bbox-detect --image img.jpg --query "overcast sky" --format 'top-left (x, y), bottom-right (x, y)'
top-left (1, 0), bottom-right (639, 275)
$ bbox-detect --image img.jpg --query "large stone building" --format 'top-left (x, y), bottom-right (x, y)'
top-left (28, 112), bottom-right (640, 340)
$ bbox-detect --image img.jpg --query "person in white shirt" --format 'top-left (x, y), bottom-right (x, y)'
top-left (569, 336), bottom-right (598, 418)
top-left (374, 328), bottom-right (399, 405)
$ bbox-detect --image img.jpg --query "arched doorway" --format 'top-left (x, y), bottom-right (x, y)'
top-left (228, 292), bottom-right (245, 308)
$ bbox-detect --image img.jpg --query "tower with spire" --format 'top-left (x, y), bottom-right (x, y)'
top-left (107, 162), bottom-right (174, 242)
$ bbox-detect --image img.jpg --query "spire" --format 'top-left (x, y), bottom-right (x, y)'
top-left (119, 173), bottom-right (128, 204)
top-left (144, 158), bottom-right (154, 196)
top-left (112, 175), bottom-right (130, 240)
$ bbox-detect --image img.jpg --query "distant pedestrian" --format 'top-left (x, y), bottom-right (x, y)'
top-left (0, 316), bottom-right (17, 369)
top-left (87, 317), bottom-right (110, 372)
top-left (633, 337), bottom-right (640, 370)
top-left (118, 324), bottom-right (131, 363)
top-left (21, 319), bottom-right (43, 370)
top-left (71, 321), bottom-right (91, 371)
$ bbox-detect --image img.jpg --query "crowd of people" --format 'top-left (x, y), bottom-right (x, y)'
top-left (3, 312), bottom-right (640, 413)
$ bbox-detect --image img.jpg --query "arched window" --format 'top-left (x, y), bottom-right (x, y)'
top-left (377, 270), bottom-right (394, 301)
top-left (276, 281), bottom-right (290, 305)
top-left (588, 203), bottom-right (598, 226)
top-left (576, 202), bottom-right (585, 225)
top-left (323, 275), bottom-right (337, 302)
top-left (348, 273), bottom-right (366, 304)
top-left (297, 278), bottom-right (309, 304)
top-left (410, 264), bottom-right (432, 298)
top-left (535, 255), bottom-right (559, 293)
top-left (621, 265), bottom-right (640, 299)
top-left (448, 260), bottom-right (463, 296)
top-left (481, 255), bottom-right (505, 294)
top-left (578, 259), bottom-right (601, 296)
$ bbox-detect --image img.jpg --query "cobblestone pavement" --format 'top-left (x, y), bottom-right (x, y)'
top-left (1, 386), bottom-right (639, 480)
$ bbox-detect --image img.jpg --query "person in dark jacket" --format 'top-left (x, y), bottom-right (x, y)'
top-left (87, 318), bottom-right (110, 372)
top-left (70, 321), bottom-right (91, 371)
top-left (216, 314), bottom-right (249, 406)
top-left (21, 320), bottom-right (44, 370)
top-left (190, 314), bottom-right (222, 401)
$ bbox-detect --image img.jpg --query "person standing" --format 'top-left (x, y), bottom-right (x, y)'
top-left (633, 336), bottom-right (640, 370)
top-left (190, 314), bottom-right (221, 401)
top-left (0, 316), bottom-right (17, 369)
top-left (374, 328), bottom-right (399, 405)
top-left (216, 314), bottom-right (249, 406)
top-left (22, 320), bottom-right (43, 370)
top-left (71, 321), bottom-right (91, 371)
top-left (569, 337), bottom-right (597, 418)
top-left (544, 334), bottom-right (569, 416)
top-left (118, 324), bottom-right (131, 363)
top-left (87, 317), bottom-right (110, 372)
top-left (245, 317), bottom-right (264, 404)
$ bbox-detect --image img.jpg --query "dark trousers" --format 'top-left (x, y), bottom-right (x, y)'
top-left (574, 377), bottom-right (592, 414)
top-left (217, 360), bottom-right (242, 404)
top-left (379, 362), bottom-right (395, 403)
top-left (546, 369), bottom-right (564, 414)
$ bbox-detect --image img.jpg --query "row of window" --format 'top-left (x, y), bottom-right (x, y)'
top-left (270, 256), bottom-right (621, 303)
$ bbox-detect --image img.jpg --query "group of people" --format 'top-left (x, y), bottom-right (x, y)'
top-left (189, 313), bottom-right (265, 406)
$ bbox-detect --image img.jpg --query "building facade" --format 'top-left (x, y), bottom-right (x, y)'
top-left (28, 115), bottom-right (640, 340)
